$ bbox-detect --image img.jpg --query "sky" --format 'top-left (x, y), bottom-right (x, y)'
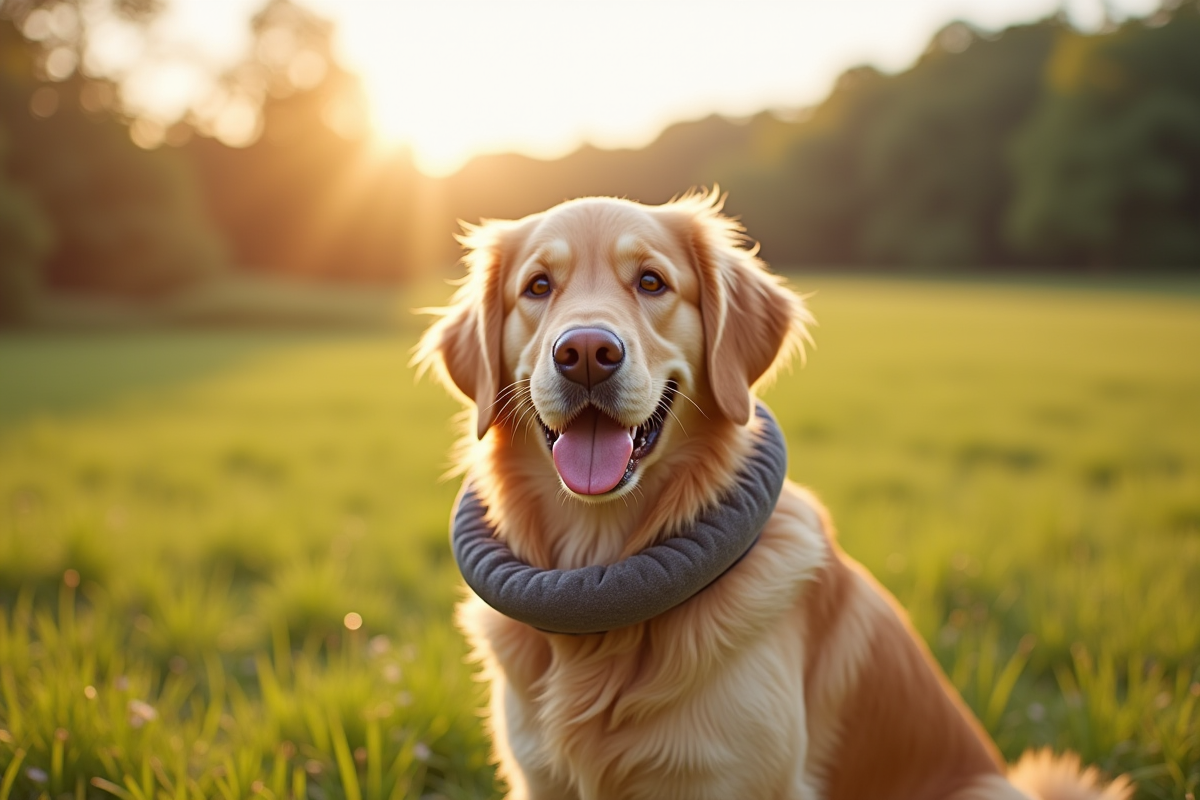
top-left (104, 0), bottom-right (1160, 176)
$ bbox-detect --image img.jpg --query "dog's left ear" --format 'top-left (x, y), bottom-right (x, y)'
top-left (662, 192), bottom-right (812, 425)
top-left (414, 221), bottom-right (510, 439)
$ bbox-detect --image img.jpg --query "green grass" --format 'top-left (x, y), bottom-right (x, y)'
top-left (1, 277), bottom-right (1198, 799)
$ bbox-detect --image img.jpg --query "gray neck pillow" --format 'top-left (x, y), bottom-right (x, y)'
top-left (450, 402), bottom-right (788, 634)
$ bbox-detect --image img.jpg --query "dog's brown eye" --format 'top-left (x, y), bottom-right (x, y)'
top-left (526, 275), bottom-right (551, 298)
top-left (639, 271), bottom-right (666, 295)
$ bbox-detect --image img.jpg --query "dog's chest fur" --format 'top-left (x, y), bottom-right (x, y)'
top-left (458, 490), bottom-right (829, 800)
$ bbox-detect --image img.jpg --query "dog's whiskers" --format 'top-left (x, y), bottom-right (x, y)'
top-left (650, 379), bottom-right (691, 438)
top-left (668, 385), bottom-right (707, 420)
top-left (486, 379), bottom-right (531, 415)
top-left (496, 395), bottom-right (530, 429)
top-left (495, 388), bottom-right (535, 435)
top-left (516, 401), bottom-right (542, 438)
top-left (664, 406), bottom-right (688, 438)
top-left (510, 401), bottom-right (540, 445)
top-left (492, 382), bottom-right (536, 436)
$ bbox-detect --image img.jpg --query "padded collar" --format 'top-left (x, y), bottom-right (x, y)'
top-left (450, 403), bottom-right (788, 634)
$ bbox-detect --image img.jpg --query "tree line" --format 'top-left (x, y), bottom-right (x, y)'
top-left (443, 6), bottom-right (1200, 272)
top-left (1, 1), bottom-right (1197, 323)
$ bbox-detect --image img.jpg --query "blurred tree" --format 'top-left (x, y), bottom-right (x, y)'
top-left (855, 22), bottom-right (1057, 267)
top-left (1006, 4), bottom-right (1200, 268)
top-left (712, 21), bottom-right (1059, 268)
top-left (2, 0), bottom-right (1195, 293)
top-left (0, 15), bottom-right (226, 296)
top-left (0, 120), bottom-right (52, 324)
top-left (440, 113), bottom-right (780, 240)
top-left (713, 66), bottom-right (889, 266)
top-left (183, 0), bottom-right (422, 280)
top-left (444, 10), bottom-right (1198, 272)
top-left (0, 0), bottom-right (162, 91)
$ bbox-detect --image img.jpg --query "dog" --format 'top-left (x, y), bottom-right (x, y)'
top-left (417, 191), bottom-right (1131, 800)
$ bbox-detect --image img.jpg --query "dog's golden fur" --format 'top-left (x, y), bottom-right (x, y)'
top-left (417, 192), bottom-right (1132, 800)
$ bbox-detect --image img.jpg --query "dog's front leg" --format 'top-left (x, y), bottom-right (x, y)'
top-left (492, 676), bottom-right (580, 800)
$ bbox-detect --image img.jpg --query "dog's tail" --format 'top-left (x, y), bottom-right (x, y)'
top-left (1007, 749), bottom-right (1133, 800)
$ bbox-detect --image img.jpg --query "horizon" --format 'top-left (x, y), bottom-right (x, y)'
top-left (101, 0), bottom-right (1158, 176)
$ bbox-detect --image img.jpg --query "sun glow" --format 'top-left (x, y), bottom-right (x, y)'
top-left (318, 2), bottom-right (710, 177)
top-left (367, 78), bottom-right (592, 179)
top-left (302, 0), bottom-right (1159, 178)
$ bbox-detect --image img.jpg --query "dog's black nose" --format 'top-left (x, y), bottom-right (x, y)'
top-left (553, 327), bottom-right (624, 388)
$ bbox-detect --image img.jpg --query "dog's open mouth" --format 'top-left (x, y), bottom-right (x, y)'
top-left (538, 381), bottom-right (677, 496)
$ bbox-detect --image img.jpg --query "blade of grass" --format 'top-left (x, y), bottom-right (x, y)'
top-left (328, 709), bottom-right (362, 800)
top-left (0, 748), bottom-right (26, 800)
top-left (0, 667), bottom-right (22, 740)
top-left (200, 652), bottom-right (226, 745)
top-left (291, 766), bottom-right (306, 800)
top-left (366, 715), bottom-right (381, 800)
top-left (90, 777), bottom-right (134, 800)
top-left (984, 635), bottom-right (1035, 730)
top-left (50, 730), bottom-right (63, 796)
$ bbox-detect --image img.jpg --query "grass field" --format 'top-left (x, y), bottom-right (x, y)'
top-left (1, 276), bottom-right (1198, 799)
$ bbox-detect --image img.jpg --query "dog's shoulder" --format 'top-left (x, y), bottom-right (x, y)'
top-left (787, 491), bottom-right (1007, 799)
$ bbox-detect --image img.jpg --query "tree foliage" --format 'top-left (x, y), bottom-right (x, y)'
top-left (433, 8), bottom-right (1200, 271)
top-left (0, 17), bottom-right (225, 297)
top-left (2, 1), bottom-right (1198, 315)
top-left (1006, 5), bottom-right (1200, 268)
top-left (0, 120), bottom-right (51, 323)
top-left (182, 0), bottom-right (423, 282)
top-left (711, 20), bottom-right (1064, 268)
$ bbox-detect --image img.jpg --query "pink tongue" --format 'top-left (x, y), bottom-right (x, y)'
top-left (552, 407), bottom-right (634, 495)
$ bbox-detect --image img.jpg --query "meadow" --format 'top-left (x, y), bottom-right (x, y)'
top-left (0, 276), bottom-right (1198, 799)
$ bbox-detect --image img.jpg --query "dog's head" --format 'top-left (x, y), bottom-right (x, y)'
top-left (417, 191), bottom-right (810, 501)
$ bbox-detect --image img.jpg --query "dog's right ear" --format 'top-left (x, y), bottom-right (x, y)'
top-left (414, 221), bottom-right (510, 439)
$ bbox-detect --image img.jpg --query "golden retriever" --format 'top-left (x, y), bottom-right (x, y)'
top-left (417, 191), bottom-right (1131, 800)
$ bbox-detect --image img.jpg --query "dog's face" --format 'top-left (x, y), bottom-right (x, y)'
top-left (502, 201), bottom-right (704, 499)
top-left (419, 193), bottom-right (806, 502)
